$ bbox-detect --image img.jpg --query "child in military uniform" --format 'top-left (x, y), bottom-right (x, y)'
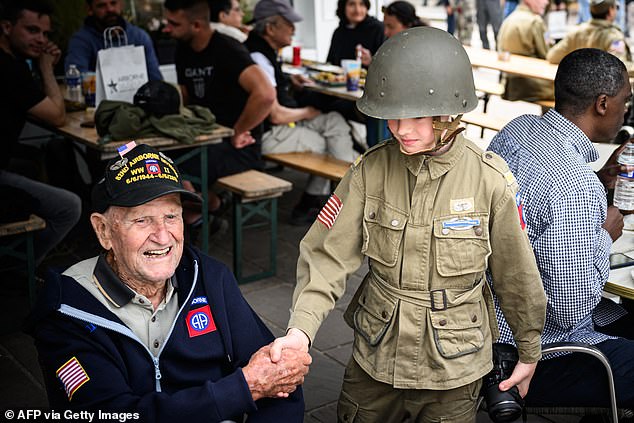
top-left (271, 27), bottom-right (547, 422)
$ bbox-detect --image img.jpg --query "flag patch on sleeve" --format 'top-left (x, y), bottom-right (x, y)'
top-left (56, 356), bottom-right (90, 401)
top-left (317, 194), bottom-right (343, 229)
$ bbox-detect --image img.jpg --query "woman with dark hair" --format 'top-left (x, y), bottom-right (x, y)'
top-left (382, 0), bottom-right (429, 38)
top-left (326, 0), bottom-right (385, 67)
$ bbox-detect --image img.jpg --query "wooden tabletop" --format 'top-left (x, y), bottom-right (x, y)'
top-left (464, 46), bottom-right (558, 82)
top-left (304, 82), bottom-right (364, 102)
top-left (34, 111), bottom-right (234, 158)
top-left (607, 230), bottom-right (634, 300)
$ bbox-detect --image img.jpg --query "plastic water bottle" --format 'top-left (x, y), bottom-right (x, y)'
top-left (613, 142), bottom-right (634, 211)
top-left (65, 64), bottom-right (82, 103)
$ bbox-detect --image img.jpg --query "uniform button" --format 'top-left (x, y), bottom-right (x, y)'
top-left (153, 340), bottom-right (159, 349)
top-left (441, 228), bottom-right (450, 235)
top-left (381, 310), bottom-right (388, 319)
top-left (472, 315), bottom-right (478, 323)
top-left (343, 414), bottom-right (349, 421)
top-left (391, 219), bottom-right (399, 227)
top-left (151, 316), bottom-right (156, 323)
top-left (369, 211), bottom-right (376, 219)
top-left (439, 319), bottom-right (447, 326)
top-left (474, 226), bottom-right (483, 236)
top-left (485, 153), bottom-right (493, 159)
top-left (139, 298), bottom-right (144, 304)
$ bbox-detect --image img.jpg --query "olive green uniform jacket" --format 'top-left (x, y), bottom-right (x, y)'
top-left (498, 4), bottom-right (554, 101)
top-left (546, 18), bottom-right (633, 72)
top-left (288, 136), bottom-right (546, 390)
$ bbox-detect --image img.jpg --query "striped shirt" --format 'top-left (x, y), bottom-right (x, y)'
top-left (488, 109), bottom-right (626, 349)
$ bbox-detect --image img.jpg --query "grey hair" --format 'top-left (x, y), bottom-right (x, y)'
top-left (253, 15), bottom-right (280, 35)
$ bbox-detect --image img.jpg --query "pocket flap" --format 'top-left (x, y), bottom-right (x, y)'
top-left (353, 278), bottom-right (397, 346)
top-left (433, 213), bottom-right (489, 239)
top-left (364, 196), bottom-right (408, 230)
top-left (430, 301), bottom-right (483, 330)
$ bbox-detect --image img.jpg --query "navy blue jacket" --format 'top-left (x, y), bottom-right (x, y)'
top-left (29, 246), bottom-right (303, 422)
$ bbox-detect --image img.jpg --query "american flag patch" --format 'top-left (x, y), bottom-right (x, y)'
top-left (117, 141), bottom-right (137, 158)
top-left (56, 356), bottom-right (90, 401)
top-left (317, 194), bottom-right (343, 229)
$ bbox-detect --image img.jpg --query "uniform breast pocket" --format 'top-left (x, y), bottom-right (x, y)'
top-left (362, 197), bottom-right (408, 267)
top-left (433, 214), bottom-right (491, 277)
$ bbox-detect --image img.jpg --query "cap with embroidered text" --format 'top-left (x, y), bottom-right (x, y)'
top-left (91, 144), bottom-right (200, 213)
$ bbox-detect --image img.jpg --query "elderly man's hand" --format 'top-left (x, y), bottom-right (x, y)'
top-left (242, 344), bottom-right (311, 401)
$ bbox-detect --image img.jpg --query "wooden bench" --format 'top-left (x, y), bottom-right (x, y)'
top-left (263, 152), bottom-right (352, 182)
top-left (462, 111), bottom-right (508, 133)
top-left (0, 215), bottom-right (46, 305)
top-left (216, 170), bottom-right (292, 283)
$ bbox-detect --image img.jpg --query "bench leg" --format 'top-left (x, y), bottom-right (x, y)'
top-left (232, 196), bottom-right (279, 284)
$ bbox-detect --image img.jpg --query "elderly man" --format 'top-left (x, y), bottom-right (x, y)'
top-left (30, 144), bottom-right (308, 422)
top-left (497, 0), bottom-right (553, 102)
top-left (488, 48), bottom-right (634, 410)
top-left (65, 0), bottom-right (162, 81)
top-left (547, 0), bottom-right (632, 67)
top-left (245, 0), bottom-right (357, 225)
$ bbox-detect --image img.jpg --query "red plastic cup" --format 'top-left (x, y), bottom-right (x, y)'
top-left (292, 46), bottom-right (301, 66)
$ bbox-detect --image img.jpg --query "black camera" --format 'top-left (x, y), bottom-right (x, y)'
top-left (482, 343), bottom-right (524, 423)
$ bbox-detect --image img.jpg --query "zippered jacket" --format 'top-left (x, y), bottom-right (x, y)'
top-left (28, 246), bottom-right (304, 422)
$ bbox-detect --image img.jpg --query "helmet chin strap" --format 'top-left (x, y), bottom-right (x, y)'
top-left (399, 115), bottom-right (465, 155)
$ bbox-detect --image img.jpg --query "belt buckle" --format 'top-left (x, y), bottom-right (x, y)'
top-left (430, 289), bottom-right (448, 311)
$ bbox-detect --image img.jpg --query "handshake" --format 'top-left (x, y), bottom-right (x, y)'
top-left (242, 341), bottom-right (312, 401)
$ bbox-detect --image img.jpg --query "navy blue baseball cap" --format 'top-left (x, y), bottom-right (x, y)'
top-left (91, 143), bottom-right (200, 213)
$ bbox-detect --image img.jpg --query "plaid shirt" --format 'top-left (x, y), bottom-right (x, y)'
top-left (488, 109), bottom-right (626, 349)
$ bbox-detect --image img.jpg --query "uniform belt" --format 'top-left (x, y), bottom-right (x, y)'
top-left (369, 269), bottom-right (484, 311)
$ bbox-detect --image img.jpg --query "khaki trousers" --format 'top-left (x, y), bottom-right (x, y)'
top-left (337, 358), bottom-right (481, 423)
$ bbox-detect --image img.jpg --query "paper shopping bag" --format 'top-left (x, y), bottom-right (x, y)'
top-left (95, 45), bottom-right (148, 108)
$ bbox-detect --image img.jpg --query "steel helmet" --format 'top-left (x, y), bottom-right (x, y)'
top-left (357, 27), bottom-right (478, 120)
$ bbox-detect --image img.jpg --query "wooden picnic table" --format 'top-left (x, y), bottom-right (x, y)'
top-left (464, 46), bottom-right (558, 82)
top-left (31, 110), bottom-right (234, 254)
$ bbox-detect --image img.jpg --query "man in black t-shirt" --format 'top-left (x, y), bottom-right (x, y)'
top-left (163, 0), bottom-right (275, 215)
top-left (0, 0), bottom-right (81, 265)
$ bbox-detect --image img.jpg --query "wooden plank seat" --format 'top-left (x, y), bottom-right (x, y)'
top-left (0, 214), bottom-right (46, 305)
top-left (262, 151), bottom-right (351, 182)
top-left (216, 170), bottom-right (292, 283)
top-left (474, 80), bottom-right (505, 97)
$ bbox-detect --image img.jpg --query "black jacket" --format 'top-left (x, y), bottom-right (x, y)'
top-left (28, 246), bottom-right (304, 422)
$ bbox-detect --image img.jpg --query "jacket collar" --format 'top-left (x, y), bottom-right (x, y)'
top-left (92, 253), bottom-right (179, 308)
top-left (542, 109), bottom-right (598, 163)
top-left (399, 133), bottom-right (467, 179)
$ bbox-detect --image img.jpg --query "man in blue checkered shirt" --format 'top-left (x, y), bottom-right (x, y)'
top-left (488, 48), bottom-right (634, 410)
